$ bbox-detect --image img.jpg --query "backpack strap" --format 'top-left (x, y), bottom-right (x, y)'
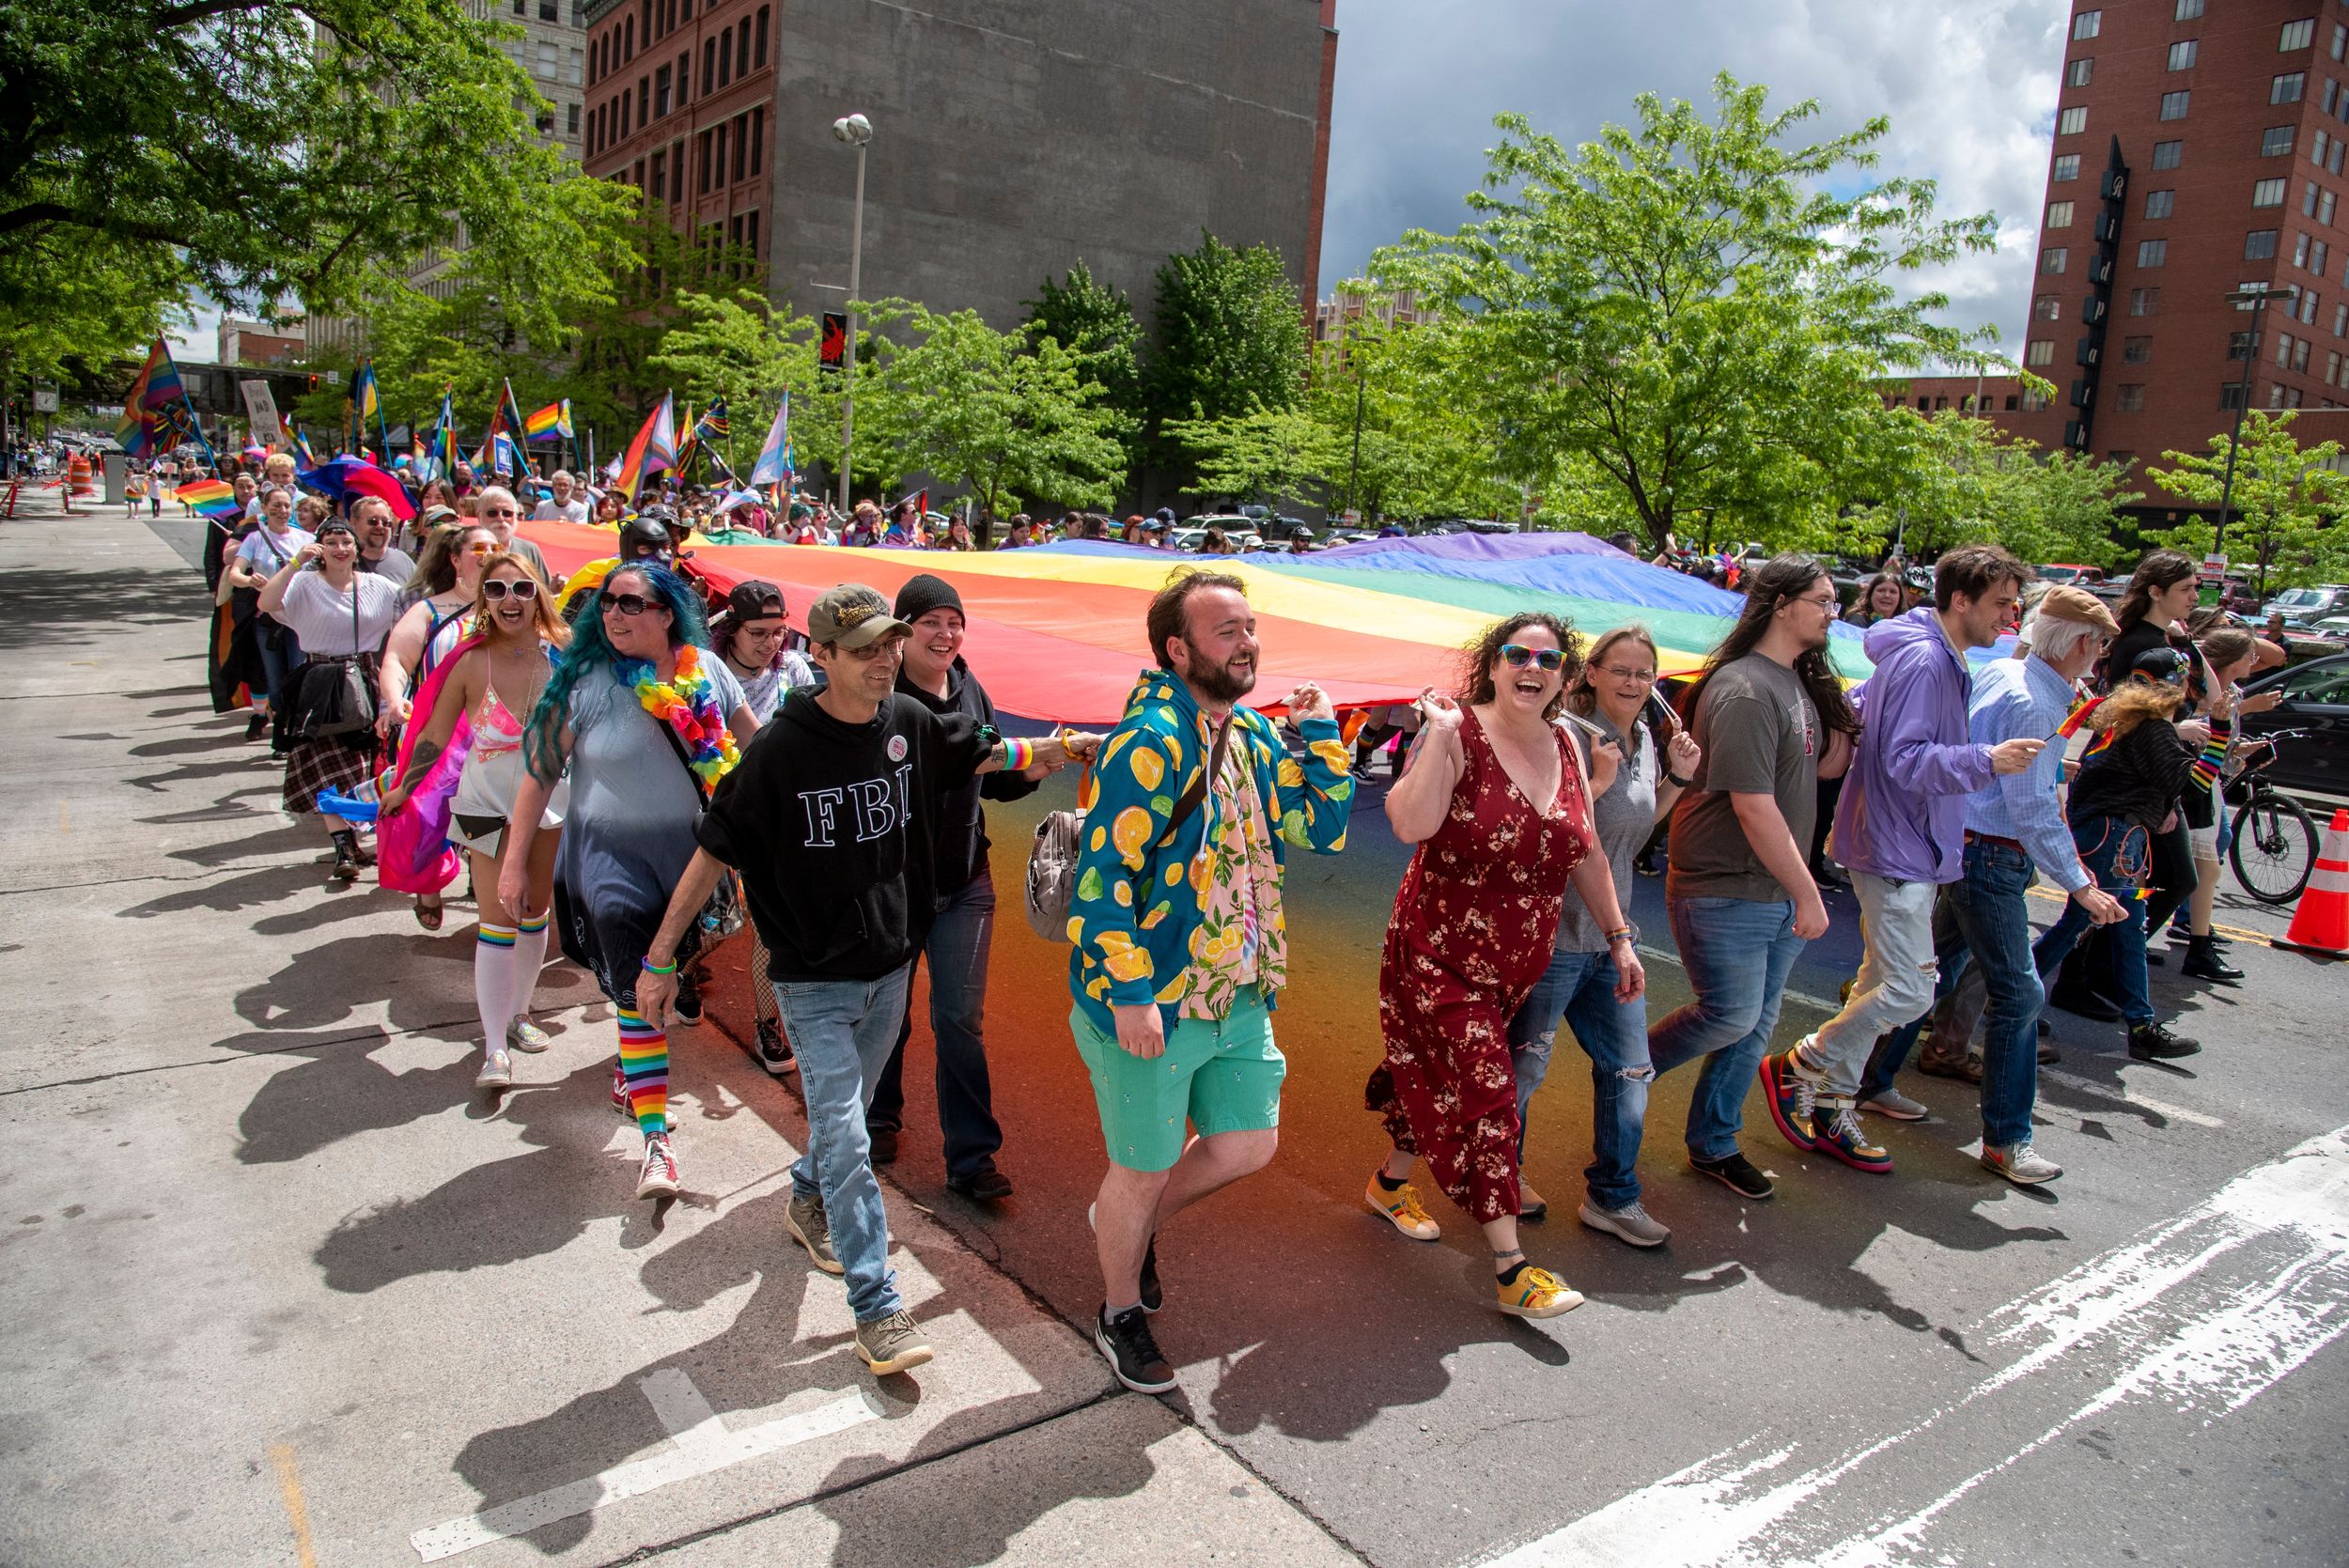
top-left (1168, 714), bottom-right (1236, 838)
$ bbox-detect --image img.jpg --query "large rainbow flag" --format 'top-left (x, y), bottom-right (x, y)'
top-left (517, 524), bottom-right (1872, 724)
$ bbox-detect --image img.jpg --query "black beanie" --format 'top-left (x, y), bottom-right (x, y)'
top-left (894, 572), bottom-right (963, 623)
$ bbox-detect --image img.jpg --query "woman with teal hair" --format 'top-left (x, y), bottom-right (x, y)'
top-left (501, 563), bottom-right (763, 1200)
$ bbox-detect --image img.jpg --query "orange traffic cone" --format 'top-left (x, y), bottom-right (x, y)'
top-left (2278, 808), bottom-right (2349, 957)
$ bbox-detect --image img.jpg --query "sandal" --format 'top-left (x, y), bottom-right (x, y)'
top-left (414, 896), bottom-right (443, 931)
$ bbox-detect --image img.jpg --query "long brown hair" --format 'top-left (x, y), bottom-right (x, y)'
top-left (2084, 677), bottom-right (2186, 742)
top-left (1566, 624), bottom-right (1670, 757)
top-left (1458, 612), bottom-right (1582, 721)
top-left (2114, 550), bottom-right (2196, 638)
top-left (1684, 556), bottom-right (1860, 736)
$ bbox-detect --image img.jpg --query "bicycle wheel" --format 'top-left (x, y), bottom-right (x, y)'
top-left (2230, 788), bottom-right (2319, 905)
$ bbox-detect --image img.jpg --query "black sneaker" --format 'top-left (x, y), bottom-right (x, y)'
top-left (2181, 937), bottom-right (2245, 985)
top-left (1096, 1304), bottom-right (1175, 1393)
top-left (754, 1017), bottom-right (796, 1076)
top-left (1689, 1150), bottom-right (1775, 1200)
top-left (671, 970), bottom-right (703, 1025)
top-left (2128, 1021), bottom-right (2202, 1061)
top-left (946, 1168), bottom-right (1015, 1203)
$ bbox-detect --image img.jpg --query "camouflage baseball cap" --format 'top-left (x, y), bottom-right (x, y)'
top-left (805, 582), bottom-right (910, 649)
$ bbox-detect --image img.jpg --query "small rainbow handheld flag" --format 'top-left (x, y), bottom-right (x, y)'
top-left (524, 398), bottom-right (571, 443)
top-left (175, 479), bottom-right (241, 519)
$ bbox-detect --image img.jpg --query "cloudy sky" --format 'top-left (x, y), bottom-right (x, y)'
top-left (1317, 0), bottom-right (2072, 363)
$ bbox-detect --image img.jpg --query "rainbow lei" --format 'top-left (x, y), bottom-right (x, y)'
top-left (620, 644), bottom-right (740, 790)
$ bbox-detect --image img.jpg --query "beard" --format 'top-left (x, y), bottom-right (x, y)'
top-left (1188, 653), bottom-right (1257, 705)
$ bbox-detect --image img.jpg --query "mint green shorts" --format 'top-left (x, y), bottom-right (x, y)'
top-left (1069, 986), bottom-right (1286, 1172)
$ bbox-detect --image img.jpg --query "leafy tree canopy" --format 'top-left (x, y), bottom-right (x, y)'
top-left (2145, 411), bottom-right (2349, 595)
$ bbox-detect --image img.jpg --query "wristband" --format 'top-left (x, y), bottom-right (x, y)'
top-left (640, 957), bottom-right (677, 975)
top-left (1666, 771), bottom-right (1693, 788)
top-left (1003, 736), bottom-right (1034, 771)
top-left (1604, 926), bottom-right (1634, 946)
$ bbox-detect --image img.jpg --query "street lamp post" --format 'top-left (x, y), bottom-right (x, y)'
top-left (2216, 282), bottom-right (2288, 559)
top-left (831, 113), bottom-right (872, 515)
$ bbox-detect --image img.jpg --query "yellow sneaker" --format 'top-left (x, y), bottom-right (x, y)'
top-left (1365, 1173), bottom-right (1441, 1241)
top-left (1497, 1264), bottom-right (1583, 1319)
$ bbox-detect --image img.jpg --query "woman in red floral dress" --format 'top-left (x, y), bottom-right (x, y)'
top-left (1363, 613), bottom-right (1646, 1319)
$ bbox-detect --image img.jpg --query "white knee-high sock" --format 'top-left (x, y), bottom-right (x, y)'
top-left (475, 922), bottom-right (519, 1048)
top-left (507, 909), bottom-right (550, 1029)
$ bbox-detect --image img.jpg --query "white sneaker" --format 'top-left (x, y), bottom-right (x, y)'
top-left (636, 1134), bottom-right (680, 1199)
top-left (1578, 1199), bottom-right (1672, 1248)
top-left (507, 1017), bottom-right (552, 1052)
top-left (1859, 1088), bottom-right (1929, 1121)
top-left (1981, 1141), bottom-right (2062, 1187)
top-left (474, 1048), bottom-right (513, 1090)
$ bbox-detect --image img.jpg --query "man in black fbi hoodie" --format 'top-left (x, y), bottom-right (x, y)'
top-left (634, 582), bottom-right (1096, 1380)
top-left (864, 573), bottom-right (1059, 1202)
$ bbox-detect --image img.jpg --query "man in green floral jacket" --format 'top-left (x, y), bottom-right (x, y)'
top-left (1066, 568), bottom-right (1353, 1393)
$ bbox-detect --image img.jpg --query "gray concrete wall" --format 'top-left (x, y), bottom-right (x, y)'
top-left (765, 0), bottom-right (1327, 333)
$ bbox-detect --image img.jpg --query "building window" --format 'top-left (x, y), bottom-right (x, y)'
top-left (2046, 199), bottom-right (2075, 227)
top-left (2061, 106), bottom-right (2089, 135)
top-left (2116, 384), bottom-right (2146, 411)
top-left (2042, 246), bottom-right (2069, 274)
top-left (2308, 179), bottom-right (2324, 215)
top-left (2275, 73), bottom-right (2306, 104)
top-left (2168, 39), bottom-right (2198, 71)
top-left (2277, 331), bottom-right (2297, 366)
top-left (2161, 90), bottom-right (2192, 119)
top-left (2337, 22), bottom-right (2348, 60)
top-left (536, 39), bottom-right (557, 78)
top-left (2054, 153), bottom-right (2081, 181)
top-left (651, 148), bottom-right (666, 199)
top-left (2177, 0), bottom-right (2202, 16)
top-left (2155, 139), bottom-right (2186, 169)
top-left (2304, 288), bottom-right (2324, 323)
top-left (540, 0), bottom-right (557, 17)
top-left (2302, 231), bottom-right (2317, 266)
top-left (719, 25), bottom-right (733, 85)
top-left (2336, 302), bottom-right (2348, 334)
top-left (2314, 238), bottom-right (2333, 273)
top-left (2248, 228), bottom-right (2280, 258)
top-left (714, 120), bottom-right (728, 186)
top-left (736, 21), bottom-right (751, 77)
top-left (2070, 57), bottom-right (2094, 86)
top-left (2297, 336), bottom-right (2313, 370)
top-left (732, 113), bottom-right (748, 181)
top-left (2257, 177), bottom-right (2289, 206)
top-left (747, 210), bottom-right (760, 260)
top-left (703, 38), bottom-right (716, 94)
top-left (568, 47), bottom-right (583, 85)
top-left (2221, 382), bottom-right (2248, 410)
top-left (567, 101), bottom-right (580, 135)
top-left (2333, 351), bottom-right (2344, 383)
top-left (2145, 189), bottom-right (2175, 219)
top-left (637, 74), bottom-right (648, 124)
top-left (2132, 287), bottom-right (2162, 316)
top-left (2275, 383), bottom-right (2306, 408)
top-left (2139, 239), bottom-right (2169, 267)
top-left (2035, 294), bottom-right (2062, 321)
top-left (756, 7), bottom-right (770, 66)
top-left (750, 104), bottom-right (764, 174)
top-left (2123, 336), bottom-right (2153, 365)
top-left (2074, 8), bottom-right (2100, 39)
top-left (2326, 190), bottom-right (2341, 225)
top-left (654, 62), bottom-right (671, 116)
top-left (2027, 340), bottom-right (2056, 366)
top-left (2282, 18), bottom-right (2316, 53)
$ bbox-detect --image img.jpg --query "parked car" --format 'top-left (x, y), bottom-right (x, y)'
top-left (2237, 652), bottom-right (2349, 796)
top-left (2036, 563), bottom-right (2109, 587)
top-left (2260, 585), bottom-right (2349, 627)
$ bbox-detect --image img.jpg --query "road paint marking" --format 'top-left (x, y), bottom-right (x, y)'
top-left (268, 1444), bottom-right (319, 1568)
top-left (2039, 1068), bottom-right (2225, 1127)
top-left (2023, 883), bottom-right (2272, 947)
top-left (1479, 1126), bottom-right (2349, 1568)
top-left (408, 1372), bottom-right (878, 1561)
top-left (1634, 943), bottom-right (1841, 1016)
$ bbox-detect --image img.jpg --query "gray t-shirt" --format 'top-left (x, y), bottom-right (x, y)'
top-left (1558, 711), bottom-right (1657, 952)
top-left (1667, 653), bottom-right (1819, 904)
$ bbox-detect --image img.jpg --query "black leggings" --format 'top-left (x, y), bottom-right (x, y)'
top-left (2139, 819), bottom-right (2199, 937)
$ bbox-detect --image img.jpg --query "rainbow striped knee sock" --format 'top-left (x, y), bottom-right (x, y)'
top-left (617, 1005), bottom-right (668, 1137)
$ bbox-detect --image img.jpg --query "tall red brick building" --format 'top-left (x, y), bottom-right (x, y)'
top-left (2012, 0), bottom-right (2349, 478)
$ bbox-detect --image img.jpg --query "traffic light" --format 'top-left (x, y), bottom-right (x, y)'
top-left (820, 313), bottom-right (848, 372)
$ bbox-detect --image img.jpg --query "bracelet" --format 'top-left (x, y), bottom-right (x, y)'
top-left (640, 957), bottom-right (677, 975)
top-left (1666, 772), bottom-right (1693, 788)
top-left (1604, 927), bottom-right (1635, 946)
top-left (1003, 736), bottom-right (1035, 771)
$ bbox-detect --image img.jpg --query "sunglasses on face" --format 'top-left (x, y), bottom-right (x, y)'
top-left (599, 590), bottom-right (660, 616)
top-left (481, 578), bottom-right (539, 601)
top-left (1499, 643), bottom-right (1566, 672)
top-left (462, 542), bottom-right (496, 555)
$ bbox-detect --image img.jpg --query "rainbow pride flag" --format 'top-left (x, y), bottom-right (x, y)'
top-left (175, 479), bottom-right (241, 519)
top-left (523, 398), bottom-right (571, 442)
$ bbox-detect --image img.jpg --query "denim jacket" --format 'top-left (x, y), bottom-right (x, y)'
top-left (1066, 669), bottom-right (1352, 1036)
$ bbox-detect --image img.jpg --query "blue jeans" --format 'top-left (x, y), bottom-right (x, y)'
top-left (2034, 816), bottom-right (2154, 1025)
top-left (257, 620), bottom-right (302, 706)
top-left (1647, 896), bottom-right (1807, 1161)
top-left (1865, 840), bottom-right (2046, 1147)
top-left (1507, 948), bottom-right (1652, 1209)
top-left (777, 962), bottom-right (914, 1323)
top-left (869, 872), bottom-right (1004, 1182)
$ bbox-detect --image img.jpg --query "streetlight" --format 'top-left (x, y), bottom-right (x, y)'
top-left (2216, 281), bottom-right (2291, 559)
top-left (831, 112), bottom-right (872, 515)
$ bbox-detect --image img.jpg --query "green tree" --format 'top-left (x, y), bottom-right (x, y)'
top-left (1164, 404), bottom-right (1340, 505)
top-left (1026, 262), bottom-right (1144, 433)
top-left (1146, 233), bottom-right (1309, 487)
top-left (1371, 76), bottom-right (2001, 553)
top-left (646, 286), bottom-right (841, 486)
top-left (2145, 411), bottom-right (2349, 595)
top-left (2, 0), bottom-right (636, 340)
top-left (858, 303), bottom-right (1128, 524)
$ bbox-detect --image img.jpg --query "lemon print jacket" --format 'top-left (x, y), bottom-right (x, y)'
top-left (1066, 668), bottom-right (1353, 1036)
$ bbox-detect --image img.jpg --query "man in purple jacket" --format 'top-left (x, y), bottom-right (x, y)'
top-left (1759, 544), bottom-right (2042, 1174)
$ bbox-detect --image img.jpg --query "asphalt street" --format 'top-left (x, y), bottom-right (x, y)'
top-left (4, 493), bottom-right (2343, 1568)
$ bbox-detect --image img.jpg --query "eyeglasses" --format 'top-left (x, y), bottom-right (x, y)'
top-left (599, 590), bottom-right (658, 616)
top-left (481, 578), bottom-right (539, 601)
top-left (461, 542), bottom-right (495, 556)
top-left (1595, 664), bottom-right (1657, 684)
top-left (1498, 643), bottom-right (1566, 672)
top-left (1790, 593), bottom-right (1840, 612)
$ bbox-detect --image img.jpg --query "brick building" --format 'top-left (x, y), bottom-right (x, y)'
top-left (217, 318), bottom-right (305, 367)
top-left (580, 0), bottom-right (1336, 329)
top-left (2014, 0), bottom-right (2349, 481)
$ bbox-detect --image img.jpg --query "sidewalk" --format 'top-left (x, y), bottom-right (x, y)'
top-left (0, 490), bottom-right (1357, 1567)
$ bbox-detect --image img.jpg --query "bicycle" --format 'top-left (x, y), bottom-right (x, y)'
top-left (2226, 728), bottom-right (2320, 905)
